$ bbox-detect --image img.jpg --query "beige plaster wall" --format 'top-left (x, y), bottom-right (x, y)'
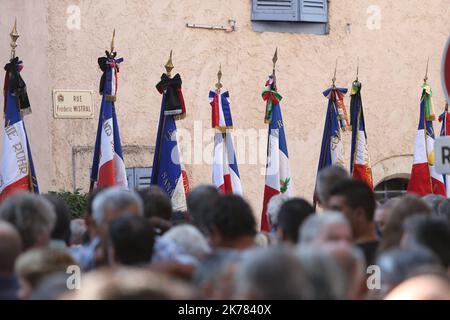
top-left (1, 0), bottom-right (450, 220)
top-left (0, 0), bottom-right (53, 191)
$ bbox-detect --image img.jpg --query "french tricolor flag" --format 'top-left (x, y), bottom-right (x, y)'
top-left (90, 55), bottom-right (127, 190)
top-left (0, 58), bottom-right (39, 200)
top-left (261, 77), bottom-right (292, 232)
top-left (150, 98), bottom-right (190, 211)
top-left (210, 90), bottom-right (242, 195)
top-left (407, 83), bottom-right (445, 196)
top-left (439, 104), bottom-right (450, 197)
top-left (349, 80), bottom-right (373, 188)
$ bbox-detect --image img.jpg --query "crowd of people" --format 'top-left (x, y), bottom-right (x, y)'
top-left (0, 165), bottom-right (449, 300)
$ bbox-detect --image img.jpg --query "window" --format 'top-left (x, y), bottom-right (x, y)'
top-left (251, 0), bottom-right (328, 34)
top-left (126, 167), bottom-right (152, 190)
top-left (252, 0), bottom-right (328, 23)
top-left (374, 178), bottom-right (409, 203)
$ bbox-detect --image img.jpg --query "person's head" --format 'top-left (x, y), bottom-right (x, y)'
top-left (437, 199), bottom-right (450, 225)
top-left (186, 185), bottom-right (220, 236)
top-left (329, 180), bottom-right (376, 240)
top-left (65, 268), bottom-right (198, 300)
top-left (92, 187), bottom-right (143, 236)
top-left (401, 215), bottom-right (450, 268)
top-left (193, 250), bottom-right (241, 299)
top-left (385, 274), bottom-right (450, 300)
top-left (296, 246), bottom-right (348, 299)
top-left (234, 247), bottom-right (313, 300)
top-left (379, 194), bottom-right (431, 253)
top-left (206, 195), bottom-right (256, 250)
top-left (299, 211), bottom-right (352, 246)
top-left (43, 194), bottom-right (71, 246)
top-left (0, 221), bottom-right (22, 276)
top-left (375, 246), bottom-right (442, 299)
top-left (161, 225), bottom-right (210, 262)
top-left (422, 194), bottom-right (445, 215)
top-left (0, 193), bottom-right (56, 250)
top-left (315, 165), bottom-right (349, 209)
top-left (266, 194), bottom-right (289, 232)
top-left (137, 186), bottom-right (172, 221)
top-left (374, 198), bottom-right (400, 235)
top-left (15, 247), bottom-right (77, 299)
top-left (83, 187), bottom-right (104, 239)
top-left (277, 198), bottom-right (314, 244)
top-left (70, 219), bottom-right (87, 246)
top-left (319, 243), bottom-right (366, 299)
top-left (109, 214), bottom-right (155, 266)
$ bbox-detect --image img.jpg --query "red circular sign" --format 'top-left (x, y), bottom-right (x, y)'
top-left (442, 36), bottom-right (450, 105)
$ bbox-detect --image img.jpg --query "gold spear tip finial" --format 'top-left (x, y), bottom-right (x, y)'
top-left (272, 47), bottom-right (278, 71)
top-left (10, 18), bottom-right (19, 59)
top-left (216, 64), bottom-right (223, 90)
top-left (332, 59), bottom-right (338, 86)
top-left (110, 29), bottom-right (116, 53)
top-left (424, 57), bottom-right (429, 82)
top-left (165, 50), bottom-right (174, 76)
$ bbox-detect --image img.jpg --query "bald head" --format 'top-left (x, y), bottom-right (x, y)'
top-left (385, 275), bottom-right (450, 300)
top-left (0, 221), bottom-right (22, 275)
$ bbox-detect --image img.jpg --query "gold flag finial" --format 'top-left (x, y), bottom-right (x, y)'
top-left (165, 50), bottom-right (174, 77)
top-left (332, 59), bottom-right (338, 86)
top-left (424, 57), bottom-right (429, 83)
top-left (215, 64), bottom-right (223, 91)
top-left (10, 18), bottom-right (19, 59)
top-left (110, 29), bottom-right (116, 54)
top-left (272, 47), bottom-right (278, 75)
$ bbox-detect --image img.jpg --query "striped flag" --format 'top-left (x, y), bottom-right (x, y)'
top-left (151, 72), bottom-right (189, 211)
top-left (349, 80), bottom-right (373, 188)
top-left (0, 57), bottom-right (38, 200)
top-left (317, 86), bottom-right (348, 171)
top-left (407, 83), bottom-right (445, 196)
top-left (314, 86), bottom-right (348, 206)
top-left (439, 104), bottom-right (450, 197)
top-left (261, 76), bottom-right (292, 232)
top-left (210, 90), bottom-right (242, 194)
top-left (90, 54), bottom-right (127, 191)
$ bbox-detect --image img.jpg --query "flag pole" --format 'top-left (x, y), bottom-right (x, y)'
top-left (356, 57), bottom-right (359, 82)
top-left (272, 48), bottom-right (278, 91)
top-left (332, 59), bottom-right (337, 87)
top-left (215, 64), bottom-right (223, 93)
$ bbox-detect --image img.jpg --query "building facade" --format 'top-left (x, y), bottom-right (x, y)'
top-left (0, 0), bottom-right (449, 218)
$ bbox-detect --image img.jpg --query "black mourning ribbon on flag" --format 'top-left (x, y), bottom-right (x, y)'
top-left (98, 51), bottom-right (118, 95)
top-left (4, 57), bottom-right (31, 113)
top-left (98, 55), bottom-right (108, 95)
top-left (156, 73), bottom-right (183, 115)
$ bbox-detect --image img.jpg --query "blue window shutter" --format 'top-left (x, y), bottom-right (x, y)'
top-left (252, 0), bottom-right (299, 22)
top-left (299, 0), bottom-right (328, 23)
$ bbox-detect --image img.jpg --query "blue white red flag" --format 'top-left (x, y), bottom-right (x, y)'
top-left (90, 54), bottom-right (127, 190)
top-left (0, 57), bottom-right (38, 200)
top-left (407, 83), bottom-right (445, 196)
top-left (210, 90), bottom-right (242, 195)
top-left (349, 80), bottom-right (373, 188)
top-left (151, 72), bottom-right (189, 211)
top-left (261, 76), bottom-right (292, 232)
